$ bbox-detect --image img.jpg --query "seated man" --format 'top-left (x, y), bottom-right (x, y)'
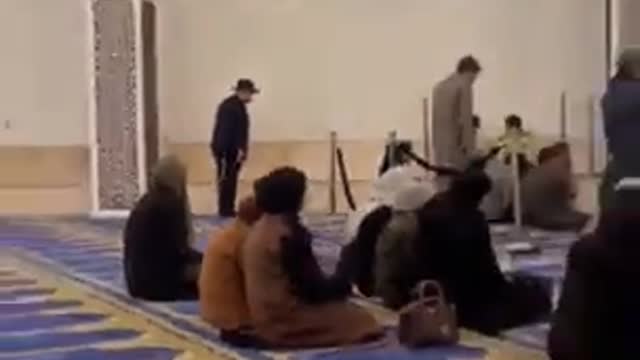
top-left (199, 196), bottom-right (262, 331)
top-left (416, 169), bottom-right (551, 335)
top-left (242, 167), bottom-right (382, 348)
top-left (496, 114), bottom-right (535, 177)
top-left (123, 155), bottom-right (202, 301)
top-left (549, 178), bottom-right (640, 359)
top-left (520, 142), bottom-right (590, 231)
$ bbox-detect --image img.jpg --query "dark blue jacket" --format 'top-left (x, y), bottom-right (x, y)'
top-left (601, 80), bottom-right (640, 176)
top-left (211, 95), bottom-right (249, 157)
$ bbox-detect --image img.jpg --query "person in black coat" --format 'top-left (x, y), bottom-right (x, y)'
top-left (123, 155), bottom-right (202, 301)
top-left (416, 169), bottom-right (550, 335)
top-left (211, 79), bottom-right (259, 217)
top-left (549, 179), bottom-right (640, 360)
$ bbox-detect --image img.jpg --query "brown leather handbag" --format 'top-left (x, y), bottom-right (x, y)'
top-left (398, 280), bottom-right (459, 347)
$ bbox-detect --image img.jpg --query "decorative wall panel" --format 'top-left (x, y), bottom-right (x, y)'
top-left (92, 0), bottom-right (140, 210)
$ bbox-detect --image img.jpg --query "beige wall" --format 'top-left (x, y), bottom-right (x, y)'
top-left (154, 0), bottom-right (606, 144)
top-left (0, 0), bottom-right (89, 146)
top-left (0, 0), bottom-right (607, 214)
top-left (0, 0), bottom-right (90, 214)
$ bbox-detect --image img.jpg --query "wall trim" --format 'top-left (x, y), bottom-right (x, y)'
top-left (90, 210), bottom-right (131, 219)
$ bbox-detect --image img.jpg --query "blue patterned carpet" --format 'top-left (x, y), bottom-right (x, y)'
top-left (0, 216), bottom-right (570, 359)
top-left (0, 262), bottom-right (182, 359)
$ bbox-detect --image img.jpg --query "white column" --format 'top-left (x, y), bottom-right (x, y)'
top-left (133, 0), bottom-right (148, 195)
top-left (86, 0), bottom-right (99, 215)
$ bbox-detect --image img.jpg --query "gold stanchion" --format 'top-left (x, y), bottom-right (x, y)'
top-left (560, 91), bottom-right (568, 140)
top-left (511, 150), bottom-right (523, 230)
top-left (329, 131), bottom-right (337, 214)
top-left (422, 97), bottom-right (431, 160)
top-left (587, 94), bottom-right (597, 175)
top-left (387, 130), bottom-right (398, 167)
top-left (504, 134), bottom-right (533, 243)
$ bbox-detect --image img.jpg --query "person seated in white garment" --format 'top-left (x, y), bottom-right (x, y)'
top-left (374, 182), bottom-right (434, 308)
top-left (340, 140), bottom-right (435, 296)
top-left (345, 140), bottom-right (432, 241)
top-left (480, 153), bottom-right (512, 222)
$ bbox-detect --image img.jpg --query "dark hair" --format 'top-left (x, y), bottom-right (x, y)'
top-left (378, 141), bottom-right (413, 176)
top-left (456, 56), bottom-right (481, 74)
top-left (237, 196), bottom-right (262, 225)
top-left (472, 115), bottom-right (481, 128)
top-left (254, 167), bottom-right (307, 214)
top-left (449, 170), bottom-right (492, 208)
top-left (505, 114), bottom-right (523, 129)
top-left (537, 142), bottom-right (569, 164)
top-left (613, 64), bottom-right (633, 81)
top-left (597, 187), bottom-right (640, 247)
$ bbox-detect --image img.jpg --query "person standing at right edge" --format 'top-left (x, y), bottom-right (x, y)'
top-left (211, 79), bottom-right (259, 217)
top-left (599, 48), bottom-right (640, 213)
top-left (432, 56), bottom-right (481, 188)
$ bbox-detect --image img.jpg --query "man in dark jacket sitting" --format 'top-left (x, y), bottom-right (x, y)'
top-left (416, 169), bottom-right (551, 335)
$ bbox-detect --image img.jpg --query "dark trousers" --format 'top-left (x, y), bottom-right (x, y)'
top-left (215, 154), bottom-right (242, 216)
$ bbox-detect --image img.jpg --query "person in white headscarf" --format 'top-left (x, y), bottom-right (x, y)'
top-left (123, 155), bottom-right (201, 301)
top-left (374, 183), bottom-right (434, 308)
top-left (480, 154), bottom-right (513, 222)
top-left (346, 140), bottom-right (434, 240)
top-left (340, 154), bottom-right (436, 297)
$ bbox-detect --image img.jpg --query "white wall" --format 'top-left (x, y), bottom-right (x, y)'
top-left (0, 0), bottom-right (89, 146)
top-left (155, 0), bottom-right (607, 143)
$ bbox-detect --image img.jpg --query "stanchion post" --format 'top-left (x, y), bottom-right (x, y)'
top-left (560, 91), bottom-right (568, 140)
top-left (511, 148), bottom-right (524, 230)
top-left (387, 130), bottom-right (398, 167)
top-left (422, 97), bottom-right (431, 160)
top-left (329, 131), bottom-right (337, 214)
top-left (587, 94), bottom-right (596, 175)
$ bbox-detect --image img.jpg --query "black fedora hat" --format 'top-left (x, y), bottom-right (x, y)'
top-left (233, 79), bottom-right (260, 94)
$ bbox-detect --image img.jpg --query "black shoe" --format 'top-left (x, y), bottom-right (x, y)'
top-left (219, 211), bottom-right (236, 218)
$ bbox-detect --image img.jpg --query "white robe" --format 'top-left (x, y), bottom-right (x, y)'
top-left (345, 164), bottom-right (435, 240)
top-left (480, 158), bottom-right (513, 220)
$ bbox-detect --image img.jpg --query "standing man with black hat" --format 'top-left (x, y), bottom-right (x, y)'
top-left (211, 79), bottom-right (259, 217)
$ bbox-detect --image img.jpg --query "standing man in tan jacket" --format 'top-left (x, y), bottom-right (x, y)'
top-left (432, 56), bottom-right (482, 170)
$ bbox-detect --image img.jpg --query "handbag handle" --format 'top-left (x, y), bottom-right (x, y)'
top-left (414, 280), bottom-right (445, 302)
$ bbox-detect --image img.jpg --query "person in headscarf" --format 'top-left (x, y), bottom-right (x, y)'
top-left (346, 139), bottom-right (432, 241)
top-left (123, 155), bottom-right (201, 301)
top-left (242, 167), bottom-right (382, 348)
top-left (549, 178), bottom-right (640, 359)
top-left (520, 142), bottom-right (590, 231)
top-left (199, 196), bottom-right (262, 331)
top-left (374, 183), bottom-right (434, 309)
top-left (376, 140), bottom-right (413, 177)
top-left (599, 47), bottom-right (640, 213)
top-left (480, 155), bottom-right (512, 222)
top-left (416, 169), bottom-right (551, 335)
top-left (341, 155), bottom-right (435, 297)
top-left (346, 158), bottom-right (430, 241)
